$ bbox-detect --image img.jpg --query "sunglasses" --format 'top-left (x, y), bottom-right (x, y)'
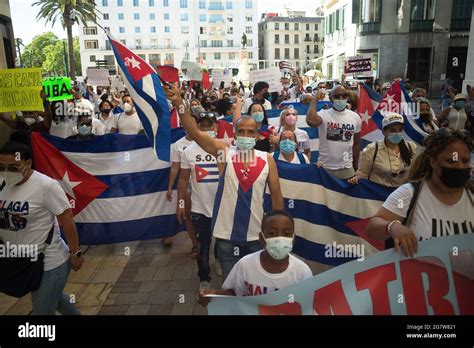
top-left (198, 112), bottom-right (217, 120)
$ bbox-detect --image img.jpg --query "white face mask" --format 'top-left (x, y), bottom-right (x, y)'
top-left (0, 171), bottom-right (24, 187)
top-left (123, 102), bottom-right (133, 113)
top-left (261, 233), bottom-right (294, 260)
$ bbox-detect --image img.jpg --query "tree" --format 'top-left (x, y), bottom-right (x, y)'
top-left (33, 0), bottom-right (100, 79)
top-left (22, 32), bottom-right (59, 68)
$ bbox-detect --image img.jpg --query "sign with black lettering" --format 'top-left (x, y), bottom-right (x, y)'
top-left (42, 77), bottom-right (73, 102)
top-left (0, 68), bottom-right (43, 112)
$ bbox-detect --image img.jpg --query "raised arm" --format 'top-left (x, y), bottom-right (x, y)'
top-left (306, 92), bottom-right (324, 128)
top-left (266, 154), bottom-right (284, 210)
top-left (232, 94), bottom-right (243, 124)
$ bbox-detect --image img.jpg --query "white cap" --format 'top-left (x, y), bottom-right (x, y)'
top-left (382, 113), bottom-right (404, 128)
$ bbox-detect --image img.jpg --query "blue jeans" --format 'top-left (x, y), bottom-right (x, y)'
top-left (31, 260), bottom-right (80, 315)
top-left (191, 212), bottom-right (213, 282)
top-left (215, 238), bottom-right (262, 282)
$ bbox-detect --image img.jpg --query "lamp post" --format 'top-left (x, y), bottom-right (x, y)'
top-left (63, 40), bottom-right (69, 77)
top-left (15, 38), bottom-right (24, 68)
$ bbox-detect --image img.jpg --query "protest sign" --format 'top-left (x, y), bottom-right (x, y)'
top-left (208, 234), bottom-right (474, 315)
top-left (42, 76), bottom-right (72, 102)
top-left (181, 61), bottom-right (204, 81)
top-left (344, 57), bottom-right (372, 76)
top-left (86, 68), bottom-right (110, 86)
top-left (0, 68), bottom-right (43, 112)
top-left (110, 76), bottom-right (124, 94)
top-left (249, 67), bottom-right (282, 93)
top-left (212, 68), bottom-right (233, 88)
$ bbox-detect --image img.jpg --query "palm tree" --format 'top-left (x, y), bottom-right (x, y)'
top-left (33, 0), bottom-right (100, 79)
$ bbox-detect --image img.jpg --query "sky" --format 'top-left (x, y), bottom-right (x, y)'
top-left (11, 0), bottom-right (322, 45)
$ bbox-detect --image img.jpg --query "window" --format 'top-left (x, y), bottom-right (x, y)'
top-left (200, 53), bottom-right (206, 60)
top-left (118, 13), bottom-right (124, 20)
top-left (200, 27), bottom-right (207, 34)
top-left (135, 39), bottom-right (142, 49)
top-left (227, 15), bottom-right (233, 22)
top-left (306, 45), bottom-right (310, 53)
top-left (226, 1), bottom-right (232, 9)
top-left (285, 23), bottom-right (289, 30)
top-left (150, 39), bottom-right (157, 48)
top-left (149, 0), bottom-right (155, 5)
top-left (102, 0), bottom-right (108, 6)
top-left (90, 55), bottom-right (96, 62)
top-left (164, 26), bottom-right (170, 33)
top-left (361, 0), bottom-right (381, 23)
top-left (229, 52), bottom-right (236, 59)
top-left (285, 34), bottom-right (289, 44)
top-left (294, 34), bottom-right (299, 44)
top-left (119, 27), bottom-right (125, 33)
top-left (275, 48), bottom-right (280, 59)
top-left (227, 40), bottom-right (233, 47)
top-left (274, 34), bottom-right (280, 44)
top-left (294, 48), bottom-right (299, 59)
top-left (165, 53), bottom-right (174, 64)
top-left (245, 0), bottom-right (252, 9)
top-left (227, 27), bottom-right (233, 34)
top-left (336, 9), bottom-right (341, 29)
top-left (245, 26), bottom-right (253, 34)
top-left (200, 40), bottom-right (207, 47)
top-left (200, 14), bottom-right (206, 21)
top-left (149, 53), bottom-right (160, 66)
top-left (315, 23), bottom-right (318, 30)
top-left (210, 14), bottom-right (224, 23)
top-left (181, 13), bottom-right (188, 21)
top-left (105, 27), bottom-right (110, 32)
top-left (246, 15), bottom-right (253, 22)
top-left (84, 40), bottom-right (99, 49)
top-left (211, 40), bottom-right (223, 47)
top-left (180, 0), bottom-right (188, 8)
top-left (103, 13), bottom-right (109, 20)
top-left (133, 0), bottom-right (139, 6)
top-left (284, 48), bottom-right (290, 59)
top-left (199, 0), bottom-right (206, 9)
top-left (135, 27), bottom-right (141, 33)
top-left (117, 0), bottom-right (123, 6)
top-left (410, 0), bottom-right (436, 21)
top-left (248, 52), bottom-right (253, 59)
top-left (163, 0), bottom-right (169, 6)
top-left (209, 1), bottom-right (224, 10)
top-left (164, 39), bottom-right (172, 48)
top-left (306, 23), bottom-right (309, 30)
top-left (314, 45), bottom-right (319, 53)
top-left (214, 53), bottom-right (221, 60)
top-left (150, 26), bottom-right (156, 33)
top-left (120, 39), bottom-right (126, 45)
top-left (83, 27), bottom-right (98, 35)
top-left (164, 13), bottom-right (169, 20)
top-left (295, 23), bottom-right (299, 30)
top-left (314, 33), bottom-right (318, 41)
top-left (451, 0), bottom-right (473, 31)
top-left (275, 23), bottom-right (279, 30)
top-left (184, 52), bottom-right (190, 61)
top-left (181, 26), bottom-right (189, 34)
top-left (305, 33), bottom-right (310, 41)
top-left (134, 13), bottom-right (140, 20)
top-left (247, 39), bottom-right (253, 46)
top-left (150, 13), bottom-right (155, 20)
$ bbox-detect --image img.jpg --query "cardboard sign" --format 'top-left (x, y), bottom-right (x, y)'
top-left (110, 76), bottom-right (124, 95)
top-left (249, 67), bottom-right (282, 93)
top-left (0, 68), bottom-right (43, 112)
top-left (42, 76), bottom-right (73, 102)
top-left (181, 61), bottom-right (204, 81)
top-left (212, 68), bottom-right (233, 88)
top-left (86, 68), bottom-right (110, 86)
top-left (344, 57), bottom-right (372, 76)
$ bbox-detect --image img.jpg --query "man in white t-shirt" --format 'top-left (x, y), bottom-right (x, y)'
top-left (110, 94), bottom-right (144, 135)
top-left (198, 210), bottom-right (312, 303)
top-left (73, 90), bottom-right (95, 117)
top-left (241, 81), bottom-right (272, 113)
top-left (179, 112), bottom-right (222, 290)
top-left (307, 85), bottom-right (362, 180)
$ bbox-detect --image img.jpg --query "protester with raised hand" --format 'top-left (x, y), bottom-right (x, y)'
top-left (367, 128), bottom-right (473, 257)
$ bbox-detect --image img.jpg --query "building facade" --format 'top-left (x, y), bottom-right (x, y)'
top-left (0, 0), bottom-right (15, 69)
top-left (78, 0), bottom-right (259, 77)
top-left (322, 0), bottom-right (473, 96)
top-left (258, 11), bottom-right (324, 72)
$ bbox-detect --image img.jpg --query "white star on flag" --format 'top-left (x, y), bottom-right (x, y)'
top-left (125, 56), bottom-right (141, 70)
top-left (385, 94), bottom-right (395, 103)
top-left (61, 171), bottom-right (81, 199)
top-left (360, 110), bottom-right (371, 125)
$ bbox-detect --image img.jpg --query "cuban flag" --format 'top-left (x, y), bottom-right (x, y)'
top-left (108, 34), bottom-right (172, 162)
top-left (265, 161), bottom-right (395, 266)
top-left (357, 83), bottom-right (384, 148)
top-left (31, 132), bottom-right (182, 244)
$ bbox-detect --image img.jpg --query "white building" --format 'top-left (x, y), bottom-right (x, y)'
top-left (78, 0), bottom-right (259, 77)
top-left (258, 11), bottom-right (324, 72)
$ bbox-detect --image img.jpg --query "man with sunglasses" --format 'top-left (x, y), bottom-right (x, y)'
top-left (307, 85), bottom-right (361, 180)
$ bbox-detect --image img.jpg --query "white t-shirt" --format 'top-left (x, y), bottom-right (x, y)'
top-left (181, 143), bottom-right (219, 218)
top-left (278, 127), bottom-right (311, 152)
top-left (317, 108), bottom-right (362, 170)
top-left (116, 112), bottom-right (144, 135)
top-left (97, 113), bottom-right (119, 134)
top-left (222, 250), bottom-right (313, 296)
top-left (383, 183), bottom-right (474, 241)
top-left (277, 152), bottom-right (309, 164)
top-left (74, 98), bottom-right (95, 116)
top-left (241, 97), bottom-right (272, 114)
top-left (0, 171), bottom-right (71, 271)
top-left (49, 117), bottom-right (77, 139)
top-left (171, 137), bottom-right (194, 163)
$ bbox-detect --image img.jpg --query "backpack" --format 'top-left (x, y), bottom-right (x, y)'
top-left (273, 151), bottom-right (307, 164)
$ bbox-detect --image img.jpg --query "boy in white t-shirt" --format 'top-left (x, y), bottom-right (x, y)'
top-left (198, 210), bottom-right (312, 304)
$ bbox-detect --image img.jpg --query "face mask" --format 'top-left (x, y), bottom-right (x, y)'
top-left (123, 103), bottom-right (133, 113)
top-left (78, 125), bottom-right (92, 136)
top-left (285, 114), bottom-right (297, 127)
top-left (235, 136), bottom-right (256, 150)
top-left (262, 92), bottom-right (270, 99)
top-left (252, 112), bottom-right (264, 123)
top-left (280, 139), bottom-right (296, 154)
top-left (75, 98), bottom-right (81, 103)
top-left (420, 113), bottom-right (431, 121)
top-left (333, 99), bottom-right (348, 111)
top-left (206, 130), bottom-right (216, 139)
top-left (283, 84), bottom-right (290, 89)
top-left (37, 116), bottom-right (44, 123)
top-left (101, 109), bottom-right (111, 115)
top-left (454, 101), bottom-right (466, 109)
top-left (387, 132), bottom-right (404, 145)
top-left (437, 166), bottom-right (471, 188)
top-left (261, 233), bottom-right (293, 260)
top-left (24, 118), bottom-right (36, 126)
top-left (0, 172), bottom-right (24, 187)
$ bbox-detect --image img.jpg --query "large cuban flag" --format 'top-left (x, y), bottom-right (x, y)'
top-left (108, 34), bottom-right (172, 162)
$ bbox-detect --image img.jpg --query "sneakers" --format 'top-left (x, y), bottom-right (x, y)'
top-left (214, 261), bottom-right (222, 277)
top-left (199, 281), bottom-right (211, 291)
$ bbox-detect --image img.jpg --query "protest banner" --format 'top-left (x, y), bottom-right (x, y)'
top-left (344, 56), bottom-right (372, 76)
top-left (181, 61), bottom-right (204, 81)
top-left (208, 234), bottom-right (474, 315)
top-left (110, 76), bottom-right (124, 94)
top-left (86, 68), bottom-right (110, 86)
top-left (249, 67), bottom-right (282, 93)
top-left (212, 68), bottom-right (233, 88)
top-left (42, 76), bottom-right (72, 102)
top-left (0, 68), bottom-right (43, 112)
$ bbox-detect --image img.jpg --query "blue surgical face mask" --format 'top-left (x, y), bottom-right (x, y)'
top-left (78, 125), bottom-right (92, 136)
top-left (261, 233), bottom-right (294, 260)
top-left (333, 99), bottom-right (348, 111)
top-left (387, 132), bottom-right (404, 144)
top-left (206, 130), bottom-right (216, 139)
top-left (454, 101), bottom-right (466, 109)
top-left (280, 139), bottom-right (296, 154)
top-left (252, 112), bottom-right (265, 123)
top-left (235, 136), bottom-right (256, 150)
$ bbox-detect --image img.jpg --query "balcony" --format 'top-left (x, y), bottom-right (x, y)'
top-left (209, 19), bottom-right (225, 24)
top-left (209, 30), bottom-right (225, 36)
top-left (450, 18), bottom-right (471, 32)
top-left (304, 37), bottom-right (312, 42)
top-left (208, 4), bottom-right (225, 11)
top-left (410, 19), bottom-right (434, 32)
top-left (359, 22), bottom-right (380, 35)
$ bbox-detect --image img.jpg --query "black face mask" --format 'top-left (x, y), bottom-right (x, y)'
top-left (420, 113), bottom-right (431, 122)
top-left (437, 165), bottom-right (471, 188)
top-left (262, 92), bottom-right (270, 99)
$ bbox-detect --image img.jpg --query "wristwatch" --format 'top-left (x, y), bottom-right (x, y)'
top-left (71, 249), bottom-right (83, 258)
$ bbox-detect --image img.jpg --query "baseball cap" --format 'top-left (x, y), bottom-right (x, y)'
top-left (382, 113), bottom-right (404, 128)
top-left (453, 93), bottom-right (467, 102)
